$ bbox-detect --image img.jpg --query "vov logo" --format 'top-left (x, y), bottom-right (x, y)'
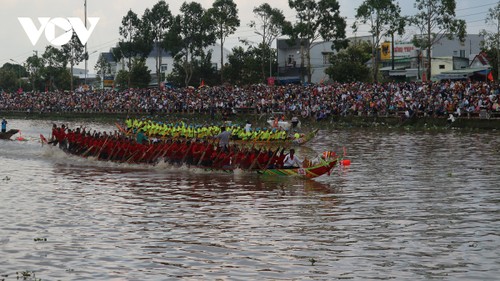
top-left (18, 17), bottom-right (99, 46)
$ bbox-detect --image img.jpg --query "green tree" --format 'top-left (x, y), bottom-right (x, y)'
top-left (110, 47), bottom-right (123, 64)
top-left (224, 45), bottom-right (267, 85)
top-left (114, 70), bottom-right (129, 90)
top-left (285, 0), bottom-right (347, 84)
top-left (353, 0), bottom-right (404, 82)
top-left (25, 54), bottom-right (44, 91)
top-left (192, 51), bottom-right (219, 87)
top-left (119, 9), bottom-right (141, 88)
top-left (142, 0), bottom-right (173, 89)
top-left (482, 49), bottom-right (498, 83)
top-left (1, 62), bottom-right (28, 91)
top-left (41, 46), bottom-right (69, 91)
top-left (223, 46), bottom-right (247, 85)
top-left (0, 67), bottom-right (18, 91)
top-left (325, 41), bottom-right (371, 82)
top-left (1, 62), bottom-right (28, 77)
top-left (167, 1), bottom-right (216, 87)
top-left (168, 50), bottom-right (218, 87)
top-left (42, 46), bottom-right (67, 68)
top-left (95, 55), bottom-right (111, 89)
top-left (129, 58), bottom-right (151, 88)
top-left (207, 0), bottom-right (240, 83)
top-left (411, 0), bottom-right (466, 80)
top-left (61, 32), bottom-right (85, 92)
top-left (480, 2), bottom-right (500, 81)
top-left (248, 3), bottom-right (286, 81)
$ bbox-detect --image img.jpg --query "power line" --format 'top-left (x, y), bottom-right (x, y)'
top-left (0, 37), bottom-right (119, 67)
top-left (0, 50), bottom-right (36, 65)
top-left (88, 37), bottom-right (122, 52)
top-left (467, 18), bottom-right (489, 24)
top-left (458, 11), bottom-right (494, 18)
top-left (456, 1), bottom-right (498, 11)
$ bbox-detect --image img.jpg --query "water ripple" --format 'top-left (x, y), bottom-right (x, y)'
top-left (0, 122), bottom-right (499, 280)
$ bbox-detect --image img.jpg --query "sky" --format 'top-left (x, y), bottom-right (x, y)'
top-left (0, 0), bottom-right (497, 74)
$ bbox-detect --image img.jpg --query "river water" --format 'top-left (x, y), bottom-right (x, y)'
top-left (0, 119), bottom-right (499, 280)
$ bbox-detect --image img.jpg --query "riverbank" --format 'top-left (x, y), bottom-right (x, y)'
top-left (1, 111), bottom-right (499, 131)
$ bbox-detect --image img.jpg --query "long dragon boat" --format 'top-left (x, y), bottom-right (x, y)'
top-left (41, 128), bottom-right (338, 179)
top-left (116, 121), bottom-right (319, 147)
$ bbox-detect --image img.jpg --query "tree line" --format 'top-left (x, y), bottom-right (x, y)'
top-left (2, 0), bottom-right (498, 92)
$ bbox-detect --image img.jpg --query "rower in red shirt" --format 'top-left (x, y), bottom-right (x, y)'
top-left (190, 139), bottom-right (204, 165)
top-left (199, 141), bottom-right (214, 167)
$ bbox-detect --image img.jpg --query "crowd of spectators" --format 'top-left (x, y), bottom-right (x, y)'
top-left (1, 81), bottom-right (499, 119)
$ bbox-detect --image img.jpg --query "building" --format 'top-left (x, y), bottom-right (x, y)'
top-left (432, 34), bottom-right (483, 58)
top-left (276, 33), bottom-right (486, 83)
top-left (96, 52), bottom-right (119, 88)
top-left (379, 41), bottom-right (419, 80)
top-left (98, 42), bottom-right (231, 88)
top-left (276, 36), bottom-right (374, 84)
top-left (379, 34), bottom-right (488, 81)
top-left (69, 67), bottom-right (97, 90)
top-left (434, 51), bottom-right (491, 81)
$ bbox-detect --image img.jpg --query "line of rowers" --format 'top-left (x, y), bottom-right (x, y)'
top-left (49, 124), bottom-right (310, 169)
top-left (123, 118), bottom-right (304, 141)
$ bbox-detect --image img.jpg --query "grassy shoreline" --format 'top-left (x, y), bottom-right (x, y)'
top-left (2, 111), bottom-right (499, 131)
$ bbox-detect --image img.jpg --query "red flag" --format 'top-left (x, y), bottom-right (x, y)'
top-left (487, 71), bottom-right (494, 81)
top-left (199, 79), bottom-right (205, 88)
top-left (40, 134), bottom-right (48, 144)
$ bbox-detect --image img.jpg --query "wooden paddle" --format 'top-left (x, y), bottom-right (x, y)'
top-left (136, 144), bottom-right (156, 163)
top-left (106, 140), bottom-right (121, 161)
top-left (81, 145), bottom-right (95, 157)
top-left (125, 148), bottom-right (142, 163)
top-left (260, 147), bottom-right (281, 172)
top-left (95, 137), bottom-right (110, 159)
top-left (180, 140), bottom-right (194, 165)
top-left (196, 139), bottom-right (216, 166)
top-left (248, 148), bottom-right (264, 170)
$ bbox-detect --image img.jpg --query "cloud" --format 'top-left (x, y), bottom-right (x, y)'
top-left (0, 0), bottom-right (492, 74)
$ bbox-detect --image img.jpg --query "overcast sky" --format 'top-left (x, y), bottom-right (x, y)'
top-left (0, 0), bottom-right (496, 74)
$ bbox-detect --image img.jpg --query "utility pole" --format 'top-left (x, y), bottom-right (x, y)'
top-left (391, 33), bottom-right (395, 71)
top-left (417, 49), bottom-right (421, 80)
top-left (269, 41), bottom-right (272, 79)
top-left (32, 50), bottom-right (38, 91)
top-left (10, 59), bottom-right (21, 90)
top-left (276, 39), bottom-right (279, 82)
top-left (426, 2), bottom-right (431, 82)
top-left (497, 12), bottom-right (500, 81)
top-left (84, 0), bottom-right (88, 87)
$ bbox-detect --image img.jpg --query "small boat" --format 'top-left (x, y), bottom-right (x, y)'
top-left (256, 159), bottom-right (337, 179)
top-left (0, 129), bottom-right (19, 140)
top-left (292, 128), bottom-right (319, 146)
top-left (266, 113), bottom-right (301, 131)
top-left (191, 158), bottom-right (338, 179)
top-left (267, 118), bottom-right (293, 130)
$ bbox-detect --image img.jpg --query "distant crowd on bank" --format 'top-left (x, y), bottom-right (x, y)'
top-left (1, 81), bottom-right (499, 119)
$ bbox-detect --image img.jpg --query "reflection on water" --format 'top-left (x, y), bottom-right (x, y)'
top-left (0, 120), bottom-right (499, 280)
